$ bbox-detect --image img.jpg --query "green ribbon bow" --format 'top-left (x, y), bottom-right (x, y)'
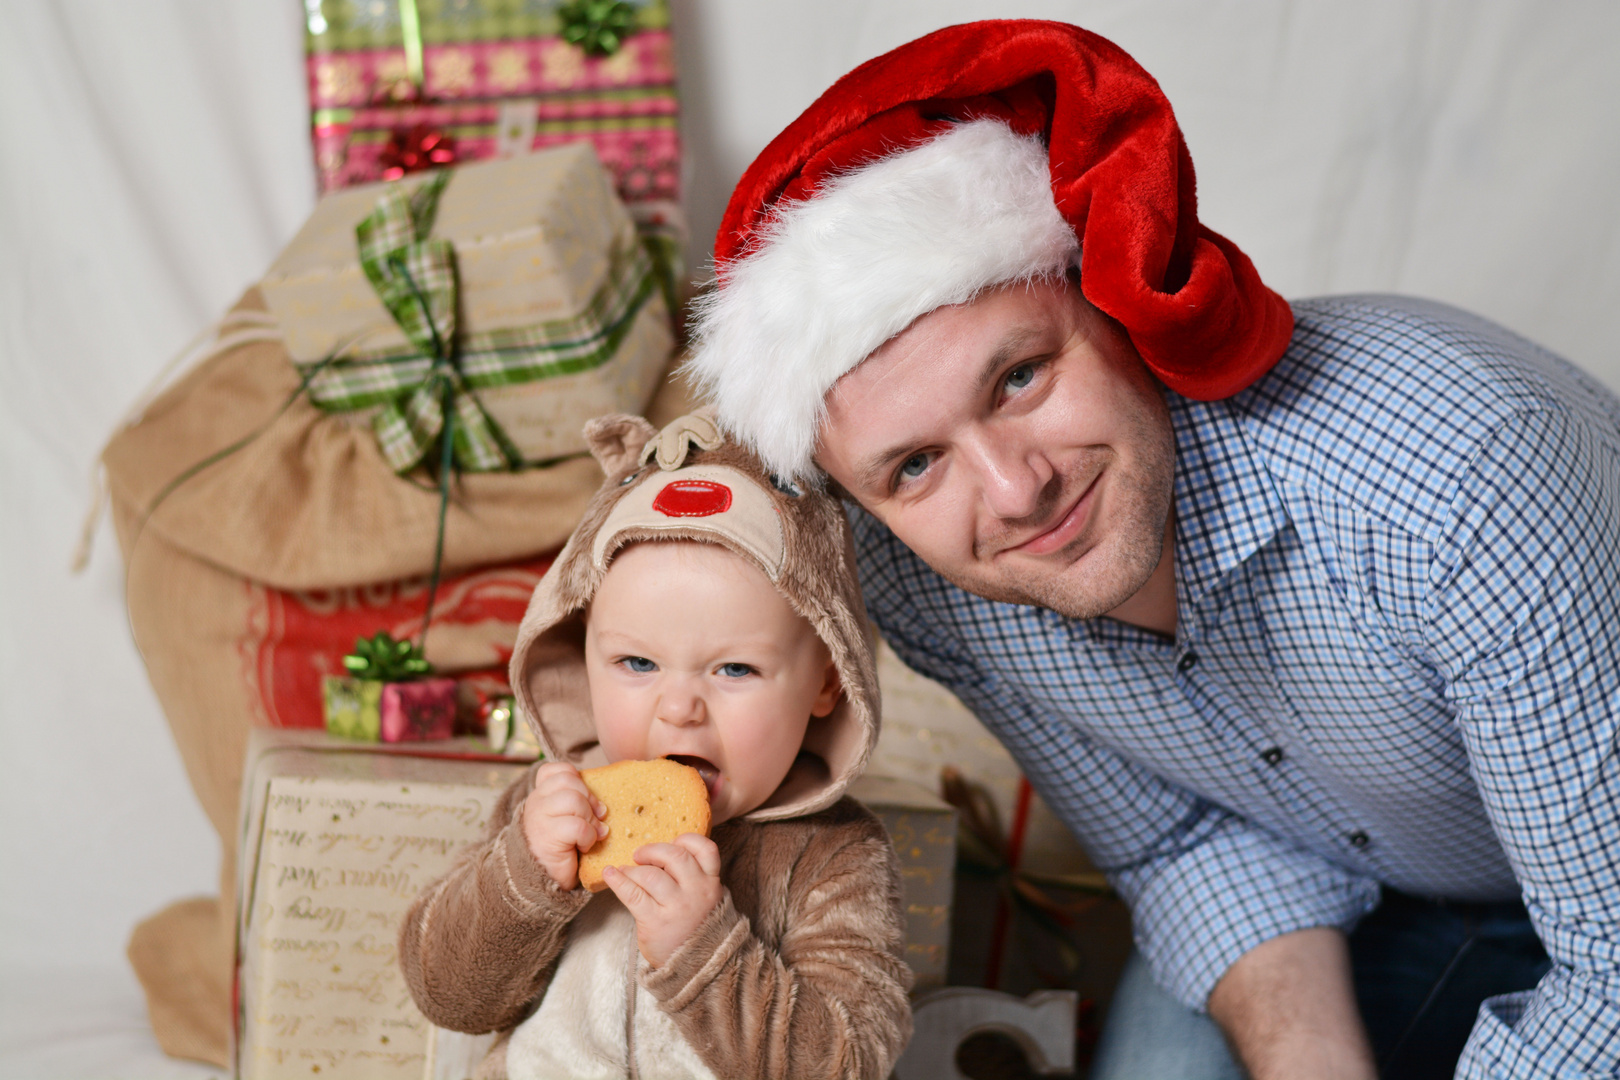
top-left (558, 0), bottom-right (637, 57)
top-left (343, 631), bottom-right (434, 682)
top-left (355, 169), bottom-right (522, 475)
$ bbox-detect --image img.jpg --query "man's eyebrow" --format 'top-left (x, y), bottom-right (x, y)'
top-left (852, 442), bottom-right (915, 493)
top-left (973, 326), bottom-right (1044, 393)
top-left (850, 325), bottom-right (1046, 491)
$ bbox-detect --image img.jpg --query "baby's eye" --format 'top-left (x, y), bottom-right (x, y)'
top-left (718, 662), bottom-right (755, 679)
top-left (621, 656), bottom-right (657, 674)
top-left (1003, 364), bottom-right (1036, 392)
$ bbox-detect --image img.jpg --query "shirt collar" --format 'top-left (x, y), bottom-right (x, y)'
top-left (1168, 391), bottom-right (1289, 632)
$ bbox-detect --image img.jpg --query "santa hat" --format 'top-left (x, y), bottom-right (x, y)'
top-left (685, 19), bottom-right (1294, 484)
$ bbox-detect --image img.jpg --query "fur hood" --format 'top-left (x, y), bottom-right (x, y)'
top-left (507, 412), bottom-right (880, 821)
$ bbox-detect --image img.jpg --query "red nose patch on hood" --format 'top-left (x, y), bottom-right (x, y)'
top-left (652, 479), bottom-right (733, 517)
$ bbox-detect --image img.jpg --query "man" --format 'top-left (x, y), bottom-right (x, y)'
top-left (684, 20), bottom-right (1620, 1080)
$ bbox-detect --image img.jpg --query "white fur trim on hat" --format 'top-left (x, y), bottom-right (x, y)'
top-left (685, 119), bottom-right (1078, 484)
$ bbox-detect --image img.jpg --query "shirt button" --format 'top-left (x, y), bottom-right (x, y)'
top-left (1176, 650), bottom-right (1199, 673)
top-left (1348, 830), bottom-right (1370, 849)
top-left (1261, 747), bottom-right (1284, 766)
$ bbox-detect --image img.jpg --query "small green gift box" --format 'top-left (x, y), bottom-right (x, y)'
top-left (322, 674), bottom-right (386, 740)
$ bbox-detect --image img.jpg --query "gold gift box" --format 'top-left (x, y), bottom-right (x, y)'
top-left (257, 145), bottom-right (673, 463)
top-left (235, 730), bottom-right (529, 1080)
top-left (848, 773), bottom-right (957, 991)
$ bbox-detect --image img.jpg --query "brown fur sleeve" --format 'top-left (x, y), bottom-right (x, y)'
top-left (640, 800), bottom-right (914, 1079)
top-left (397, 765), bottom-right (592, 1033)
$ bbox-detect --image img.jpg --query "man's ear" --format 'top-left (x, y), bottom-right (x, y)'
top-left (583, 414), bottom-right (658, 475)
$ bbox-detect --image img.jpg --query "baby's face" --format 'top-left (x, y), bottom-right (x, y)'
top-left (583, 541), bottom-right (841, 824)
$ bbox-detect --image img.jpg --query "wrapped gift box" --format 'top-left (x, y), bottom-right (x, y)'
top-left (264, 146), bottom-right (625, 360)
top-left (323, 675), bottom-right (458, 742)
top-left (235, 730), bottom-right (530, 1079)
top-left (236, 730), bottom-right (955, 1078)
top-left (847, 774), bottom-right (957, 991)
top-left (259, 145), bottom-right (673, 464)
top-left (303, 0), bottom-right (680, 217)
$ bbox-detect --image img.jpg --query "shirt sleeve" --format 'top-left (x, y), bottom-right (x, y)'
top-left (854, 512), bottom-right (1380, 1011)
top-left (1422, 407), bottom-right (1620, 1078)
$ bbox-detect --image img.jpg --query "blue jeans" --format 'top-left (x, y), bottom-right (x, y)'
top-left (1090, 890), bottom-right (1551, 1080)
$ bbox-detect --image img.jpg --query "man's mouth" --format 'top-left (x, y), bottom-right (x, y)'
top-left (664, 755), bottom-right (721, 800)
top-left (1005, 474), bottom-right (1099, 557)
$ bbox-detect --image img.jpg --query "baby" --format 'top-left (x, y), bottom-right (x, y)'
top-left (399, 413), bottom-right (913, 1080)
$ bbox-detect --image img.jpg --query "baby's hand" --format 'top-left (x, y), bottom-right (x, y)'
top-left (602, 834), bottom-right (723, 967)
top-left (521, 762), bottom-right (607, 891)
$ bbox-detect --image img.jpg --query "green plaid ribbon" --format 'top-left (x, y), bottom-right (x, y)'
top-left (305, 170), bottom-right (661, 473)
top-left (347, 170), bottom-right (523, 473)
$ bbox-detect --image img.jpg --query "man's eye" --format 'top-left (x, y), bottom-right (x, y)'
top-left (718, 662), bottom-right (755, 678)
top-left (898, 453), bottom-right (931, 482)
top-left (1004, 364), bottom-right (1036, 392)
top-left (622, 656), bottom-right (657, 673)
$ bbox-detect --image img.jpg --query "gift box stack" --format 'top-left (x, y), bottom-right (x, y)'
top-left (106, 127), bottom-right (689, 1065)
top-left (303, 0), bottom-right (682, 288)
top-left (233, 730), bottom-right (955, 1078)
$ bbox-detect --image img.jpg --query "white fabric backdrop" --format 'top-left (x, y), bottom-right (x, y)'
top-left (2, 1), bottom-right (1616, 1074)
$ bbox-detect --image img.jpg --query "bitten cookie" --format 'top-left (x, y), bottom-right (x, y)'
top-left (578, 759), bottom-right (712, 892)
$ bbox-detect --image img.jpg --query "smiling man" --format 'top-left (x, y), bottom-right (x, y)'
top-left (686, 20), bottom-right (1620, 1080)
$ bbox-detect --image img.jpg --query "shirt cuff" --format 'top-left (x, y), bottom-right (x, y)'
top-left (1119, 818), bottom-right (1381, 1010)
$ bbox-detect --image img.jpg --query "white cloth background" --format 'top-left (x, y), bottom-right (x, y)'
top-left (1, 2), bottom-right (1615, 1075)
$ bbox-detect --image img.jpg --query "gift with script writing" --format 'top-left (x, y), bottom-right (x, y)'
top-left (846, 774), bottom-right (957, 992)
top-left (234, 730), bottom-right (529, 1079)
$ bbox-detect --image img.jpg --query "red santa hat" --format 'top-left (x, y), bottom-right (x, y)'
top-left (685, 19), bottom-right (1294, 484)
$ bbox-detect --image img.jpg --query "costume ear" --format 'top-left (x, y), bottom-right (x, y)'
top-left (583, 414), bottom-right (658, 475)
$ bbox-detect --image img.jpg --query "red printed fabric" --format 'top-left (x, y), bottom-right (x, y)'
top-left (243, 556), bottom-right (553, 729)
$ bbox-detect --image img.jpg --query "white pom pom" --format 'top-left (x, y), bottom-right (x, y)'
top-left (684, 120), bottom-right (1077, 483)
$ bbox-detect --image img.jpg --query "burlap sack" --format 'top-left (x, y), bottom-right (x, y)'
top-left (105, 289), bottom-right (693, 1066)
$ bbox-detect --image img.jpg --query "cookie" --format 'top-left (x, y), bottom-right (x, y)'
top-left (578, 758), bottom-right (712, 892)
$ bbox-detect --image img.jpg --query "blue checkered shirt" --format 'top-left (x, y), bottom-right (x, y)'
top-left (853, 296), bottom-right (1620, 1077)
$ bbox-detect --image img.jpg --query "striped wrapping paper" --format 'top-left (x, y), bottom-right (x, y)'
top-left (303, 0), bottom-right (680, 214)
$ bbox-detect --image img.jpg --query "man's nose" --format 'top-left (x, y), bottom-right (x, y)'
top-left (965, 430), bottom-right (1053, 520)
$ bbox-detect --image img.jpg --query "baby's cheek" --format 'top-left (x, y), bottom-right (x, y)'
top-left (592, 700), bottom-right (651, 763)
top-left (731, 712), bottom-right (803, 793)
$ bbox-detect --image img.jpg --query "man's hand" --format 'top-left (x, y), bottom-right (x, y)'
top-left (1207, 927), bottom-right (1377, 1080)
top-left (602, 834), bottom-right (724, 966)
top-left (521, 762), bottom-right (607, 891)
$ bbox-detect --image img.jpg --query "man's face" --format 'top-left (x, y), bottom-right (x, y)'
top-left (818, 276), bottom-right (1175, 621)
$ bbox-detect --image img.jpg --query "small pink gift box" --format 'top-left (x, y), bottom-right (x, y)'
top-left (379, 677), bottom-right (458, 742)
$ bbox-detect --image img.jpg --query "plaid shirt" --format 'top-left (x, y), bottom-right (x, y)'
top-left (853, 296), bottom-right (1620, 1077)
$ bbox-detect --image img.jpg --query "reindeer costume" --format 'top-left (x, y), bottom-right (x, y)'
top-left (397, 414), bottom-right (912, 1080)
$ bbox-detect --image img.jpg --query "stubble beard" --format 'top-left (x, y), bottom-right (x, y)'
top-left (938, 402), bottom-right (1175, 622)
